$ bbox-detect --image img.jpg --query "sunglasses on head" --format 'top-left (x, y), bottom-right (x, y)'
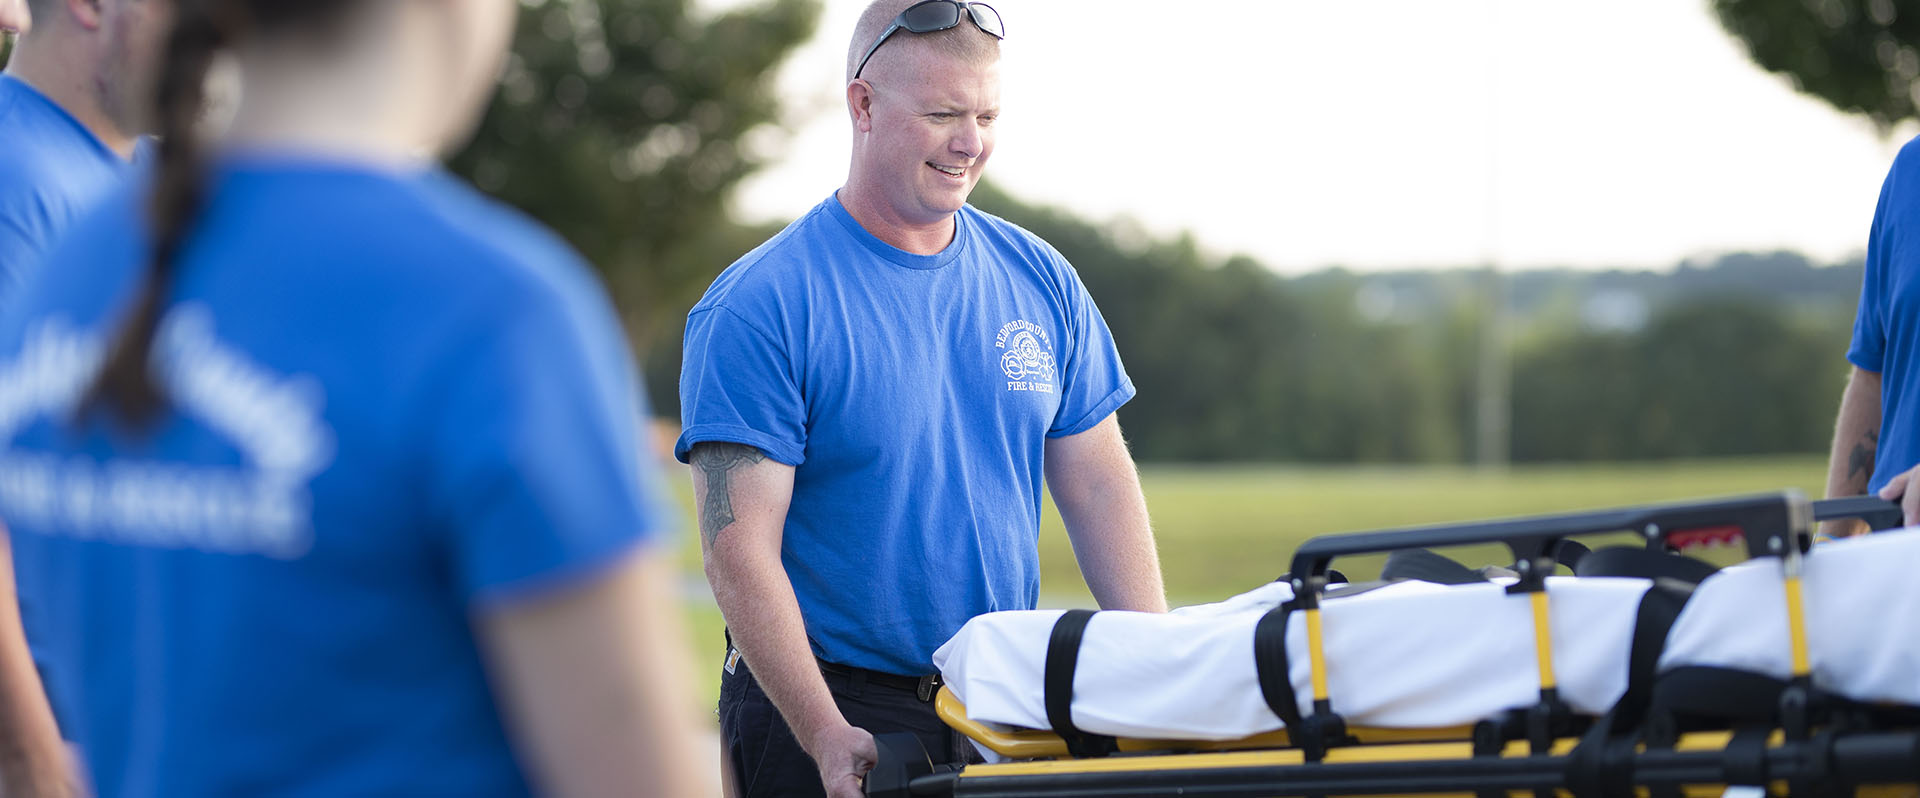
top-left (853, 0), bottom-right (1005, 81)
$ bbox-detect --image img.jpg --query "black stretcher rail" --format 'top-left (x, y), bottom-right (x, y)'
top-left (892, 730), bottom-right (1920, 797)
top-left (1286, 491), bottom-right (1814, 591)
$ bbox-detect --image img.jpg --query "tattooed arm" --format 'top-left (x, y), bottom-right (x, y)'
top-left (688, 442), bottom-right (874, 798)
top-left (1822, 367), bottom-right (1883, 537)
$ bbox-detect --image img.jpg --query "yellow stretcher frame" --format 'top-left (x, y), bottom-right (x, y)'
top-left (934, 687), bottom-right (1475, 760)
top-left (946, 729), bottom-right (1920, 798)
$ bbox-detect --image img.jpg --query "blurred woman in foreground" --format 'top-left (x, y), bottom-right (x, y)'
top-left (0, 0), bottom-right (706, 794)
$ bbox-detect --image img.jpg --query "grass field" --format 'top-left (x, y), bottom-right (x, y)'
top-left (667, 454), bottom-right (1833, 709)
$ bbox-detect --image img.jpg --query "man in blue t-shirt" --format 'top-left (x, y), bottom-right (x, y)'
top-left (677, 2), bottom-right (1168, 795)
top-left (0, 2), bottom-right (165, 794)
top-left (0, 0), bottom-right (161, 299)
top-left (1833, 136), bottom-right (1920, 532)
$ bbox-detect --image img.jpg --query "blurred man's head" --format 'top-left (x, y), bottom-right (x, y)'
top-left (6, 0), bottom-right (171, 155)
top-left (842, 0), bottom-right (1003, 241)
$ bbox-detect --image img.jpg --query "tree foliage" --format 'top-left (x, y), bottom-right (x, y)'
top-left (448, 0), bottom-right (819, 351)
top-left (970, 184), bottom-right (1858, 464)
top-left (1713, 0), bottom-right (1920, 130)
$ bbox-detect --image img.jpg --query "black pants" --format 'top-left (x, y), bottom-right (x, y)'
top-left (718, 646), bottom-right (977, 797)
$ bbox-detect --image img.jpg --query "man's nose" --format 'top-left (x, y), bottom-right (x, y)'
top-left (950, 123), bottom-right (983, 159)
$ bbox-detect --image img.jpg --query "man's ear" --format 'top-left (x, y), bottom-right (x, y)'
top-left (846, 78), bottom-right (876, 133)
top-left (64, 0), bottom-right (103, 31)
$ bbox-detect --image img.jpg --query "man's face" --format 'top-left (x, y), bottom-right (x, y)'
top-left (96, 0), bottom-right (171, 135)
top-left (859, 49), bottom-right (1000, 227)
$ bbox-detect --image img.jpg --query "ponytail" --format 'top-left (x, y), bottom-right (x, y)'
top-left (81, 2), bottom-right (232, 429)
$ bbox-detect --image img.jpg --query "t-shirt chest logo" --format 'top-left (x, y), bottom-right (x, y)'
top-left (994, 320), bottom-right (1056, 394)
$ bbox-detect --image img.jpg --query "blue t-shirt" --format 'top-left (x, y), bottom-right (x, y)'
top-left (1850, 135), bottom-right (1920, 494)
top-left (0, 157), bottom-right (667, 797)
top-left (677, 194), bottom-right (1134, 675)
top-left (0, 74), bottom-right (139, 301)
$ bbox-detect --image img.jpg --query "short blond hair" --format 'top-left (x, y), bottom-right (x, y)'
top-left (845, 0), bottom-right (1001, 83)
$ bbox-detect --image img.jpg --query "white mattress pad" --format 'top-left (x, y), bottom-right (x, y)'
top-left (932, 528), bottom-right (1920, 748)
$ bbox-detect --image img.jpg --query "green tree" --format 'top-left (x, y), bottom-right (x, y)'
top-left (448, 0), bottom-right (819, 362)
top-left (1713, 0), bottom-right (1920, 130)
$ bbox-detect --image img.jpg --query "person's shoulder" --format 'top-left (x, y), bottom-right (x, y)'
top-left (0, 114), bottom-right (92, 200)
top-left (367, 172), bottom-right (605, 313)
top-left (0, 78), bottom-right (114, 180)
top-left (1891, 134), bottom-right (1920, 179)
top-left (2, 181), bottom-right (149, 334)
top-left (691, 197), bottom-right (840, 314)
top-left (960, 203), bottom-right (1075, 275)
top-left (1898, 134), bottom-right (1920, 163)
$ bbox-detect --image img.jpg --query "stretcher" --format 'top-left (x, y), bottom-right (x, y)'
top-left (866, 491), bottom-right (1920, 797)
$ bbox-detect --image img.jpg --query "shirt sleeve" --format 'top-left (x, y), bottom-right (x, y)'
top-left (428, 274), bottom-right (668, 605)
top-left (675, 304), bottom-right (809, 465)
top-left (1046, 253), bottom-right (1135, 437)
top-left (1849, 159), bottom-right (1901, 374)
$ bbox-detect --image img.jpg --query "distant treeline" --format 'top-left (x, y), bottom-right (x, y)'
top-left (965, 183), bottom-right (1861, 464)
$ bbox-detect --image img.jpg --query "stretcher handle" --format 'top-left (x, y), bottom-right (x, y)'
top-left (1810, 495), bottom-right (1903, 532)
top-left (1286, 490), bottom-right (1811, 591)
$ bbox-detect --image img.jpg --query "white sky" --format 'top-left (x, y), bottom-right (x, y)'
top-left (723, 0), bottom-right (1919, 273)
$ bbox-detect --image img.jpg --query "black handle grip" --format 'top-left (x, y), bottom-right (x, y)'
top-left (1811, 496), bottom-right (1903, 532)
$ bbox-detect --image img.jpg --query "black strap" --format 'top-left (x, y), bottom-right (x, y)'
top-left (1043, 609), bottom-right (1117, 758)
top-left (1565, 580), bottom-right (1696, 798)
top-left (1723, 725), bottom-right (1772, 786)
top-left (1553, 539), bottom-right (1591, 572)
top-left (1574, 546), bottom-right (1718, 584)
top-left (1651, 666), bottom-right (1788, 727)
top-left (1617, 580), bottom-right (1695, 728)
top-left (1471, 719), bottom-right (1510, 798)
top-left (1380, 548), bottom-right (1489, 585)
top-left (1253, 602), bottom-right (1305, 732)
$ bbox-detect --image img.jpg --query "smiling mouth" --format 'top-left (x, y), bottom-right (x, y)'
top-left (928, 163), bottom-right (966, 177)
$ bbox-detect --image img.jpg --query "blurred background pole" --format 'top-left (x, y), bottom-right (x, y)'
top-left (1475, 273), bottom-right (1509, 470)
top-left (1474, 0), bottom-right (1511, 471)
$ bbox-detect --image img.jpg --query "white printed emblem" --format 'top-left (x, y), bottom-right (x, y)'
top-left (994, 320), bottom-right (1056, 393)
top-left (0, 305), bottom-right (336, 559)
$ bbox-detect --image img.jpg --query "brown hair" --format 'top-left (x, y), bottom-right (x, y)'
top-left (82, 1), bottom-right (355, 428)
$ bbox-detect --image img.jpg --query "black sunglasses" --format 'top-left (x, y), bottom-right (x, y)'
top-left (853, 1), bottom-right (1005, 81)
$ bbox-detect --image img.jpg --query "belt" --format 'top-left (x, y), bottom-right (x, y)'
top-left (817, 659), bottom-right (944, 702)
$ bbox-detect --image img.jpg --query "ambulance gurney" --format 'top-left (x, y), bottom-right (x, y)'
top-left (865, 491), bottom-right (1920, 797)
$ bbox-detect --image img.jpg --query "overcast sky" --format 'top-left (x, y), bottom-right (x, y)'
top-left (723, 0), bottom-right (1919, 273)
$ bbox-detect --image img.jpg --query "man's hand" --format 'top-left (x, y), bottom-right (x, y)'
top-left (804, 721), bottom-right (878, 798)
top-left (1878, 464), bottom-right (1920, 528)
top-left (0, 0), bottom-right (27, 34)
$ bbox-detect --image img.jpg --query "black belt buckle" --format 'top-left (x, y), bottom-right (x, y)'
top-left (916, 674), bottom-right (941, 702)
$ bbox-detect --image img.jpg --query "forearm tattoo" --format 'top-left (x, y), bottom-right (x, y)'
top-left (1849, 430), bottom-right (1879, 483)
top-left (691, 442), bottom-right (767, 546)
